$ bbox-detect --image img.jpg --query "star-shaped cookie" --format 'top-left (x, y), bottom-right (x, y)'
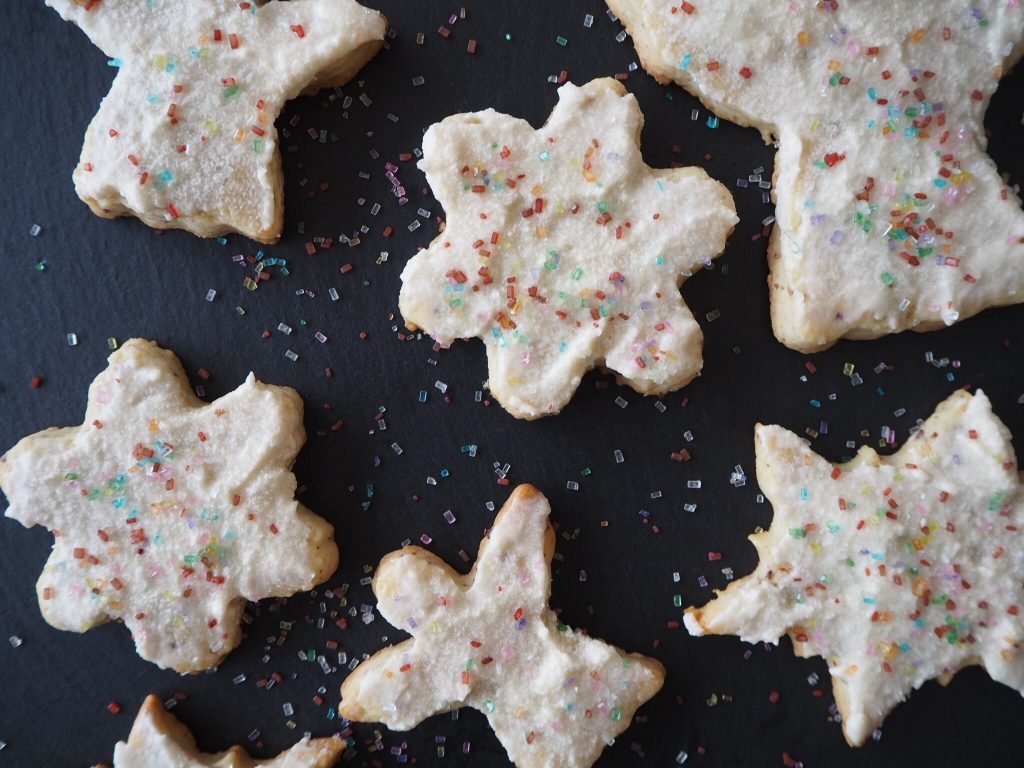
top-left (0, 339), bottom-right (338, 672)
top-left (399, 78), bottom-right (737, 418)
top-left (97, 694), bottom-right (343, 767)
top-left (46, 0), bottom-right (386, 243)
top-left (685, 389), bottom-right (1024, 746)
top-left (339, 484), bottom-right (666, 768)
top-left (608, 0), bottom-right (1024, 351)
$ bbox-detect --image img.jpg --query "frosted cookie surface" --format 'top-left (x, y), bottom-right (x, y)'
top-left (608, 0), bottom-right (1024, 350)
top-left (399, 78), bottom-right (737, 418)
top-left (47, 0), bottom-right (386, 243)
top-left (340, 484), bottom-right (666, 768)
top-left (0, 339), bottom-right (338, 672)
top-left (685, 390), bottom-right (1024, 745)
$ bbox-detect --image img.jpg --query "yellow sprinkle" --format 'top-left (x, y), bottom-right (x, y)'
top-left (797, 30), bottom-right (809, 46)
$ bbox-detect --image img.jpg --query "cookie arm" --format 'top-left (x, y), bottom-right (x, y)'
top-left (254, 0), bottom-right (386, 98)
top-left (339, 640), bottom-right (460, 730)
top-left (45, 0), bottom-right (127, 58)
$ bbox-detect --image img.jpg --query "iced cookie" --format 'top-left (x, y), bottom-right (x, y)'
top-left (685, 389), bottom-right (1024, 745)
top-left (607, 0), bottom-right (1024, 351)
top-left (97, 694), bottom-right (343, 767)
top-left (399, 78), bottom-right (737, 419)
top-left (46, 0), bottom-right (386, 243)
top-left (340, 484), bottom-right (666, 768)
top-left (0, 339), bottom-right (338, 672)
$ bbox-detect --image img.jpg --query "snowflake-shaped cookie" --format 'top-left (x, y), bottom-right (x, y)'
top-left (100, 694), bottom-right (343, 767)
top-left (340, 484), bottom-right (666, 768)
top-left (608, 0), bottom-right (1024, 351)
top-left (0, 339), bottom-right (338, 672)
top-left (685, 389), bottom-right (1024, 745)
top-left (399, 78), bottom-right (737, 419)
top-left (46, 0), bottom-right (386, 243)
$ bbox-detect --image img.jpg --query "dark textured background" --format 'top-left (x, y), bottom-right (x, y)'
top-left (1, 2), bottom-right (1023, 766)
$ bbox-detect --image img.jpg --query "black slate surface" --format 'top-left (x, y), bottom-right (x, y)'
top-left (1, 2), bottom-right (1023, 766)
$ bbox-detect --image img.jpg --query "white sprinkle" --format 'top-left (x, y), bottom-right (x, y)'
top-left (284, 349), bottom-right (298, 362)
top-left (66, 333), bottom-right (78, 347)
top-left (205, 289), bottom-right (217, 302)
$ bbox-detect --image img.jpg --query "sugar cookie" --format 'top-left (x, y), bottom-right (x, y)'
top-left (607, 0), bottom-right (1024, 351)
top-left (97, 694), bottom-right (343, 767)
top-left (685, 389), bottom-right (1024, 745)
top-left (47, 0), bottom-right (386, 243)
top-left (399, 78), bottom-right (737, 418)
top-left (340, 484), bottom-right (666, 768)
top-left (0, 339), bottom-right (338, 672)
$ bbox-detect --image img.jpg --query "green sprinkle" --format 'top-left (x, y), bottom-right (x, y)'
top-left (880, 272), bottom-right (894, 287)
top-left (789, 527), bottom-right (807, 539)
top-left (555, 35), bottom-right (568, 46)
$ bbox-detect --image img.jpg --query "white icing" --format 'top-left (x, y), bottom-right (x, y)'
top-left (399, 78), bottom-right (737, 418)
top-left (0, 339), bottom-right (337, 672)
top-left (687, 390), bottom-right (1024, 746)
top-left (610, 0), bottom-right (1024, 350)
top-left (340, 485), bottom-right (665, 768)
top-left (47, 0), bottom-right (385, 242)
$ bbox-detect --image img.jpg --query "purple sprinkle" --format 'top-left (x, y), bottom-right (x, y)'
top-left (830, 229), bottom-right (846, 245)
